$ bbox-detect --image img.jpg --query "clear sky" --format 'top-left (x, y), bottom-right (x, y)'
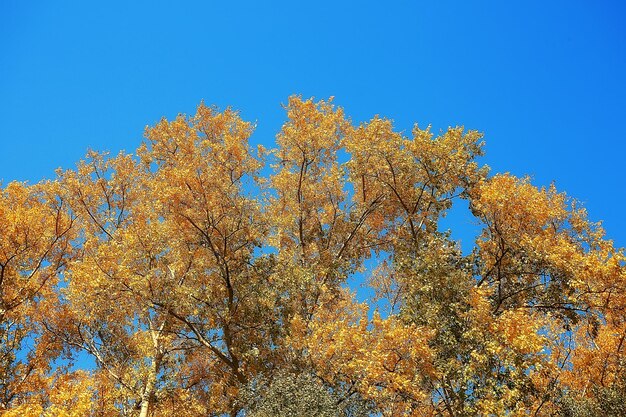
top-left (2, 1), bottom-right (625, 249)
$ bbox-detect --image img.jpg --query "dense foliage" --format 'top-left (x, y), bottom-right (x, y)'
top-left (1, 97), bottom-right (624, 416)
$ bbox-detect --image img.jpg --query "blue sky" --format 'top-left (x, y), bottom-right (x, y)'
top-left (2, 1), bottom-right (625, 250)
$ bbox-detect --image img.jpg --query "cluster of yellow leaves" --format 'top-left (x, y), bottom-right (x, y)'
top-left (287, 290), bottom-right (435, 416)
top-left (467, 287), bottom-right (546, 358)
top-left (472, 173), bottom-right (626, 411)
top-left (0, 181), bottom-right (74, 410)
top-left (472, 174), bottom-right (623, 306)
top-left (270, 97), bottom-right (354, 267)
top-left (344, 117), bottom-right (485, 247)
top-left (462, 287), bottom-right (548, 414)
top-left (0, 181), bottom-right (73, 317)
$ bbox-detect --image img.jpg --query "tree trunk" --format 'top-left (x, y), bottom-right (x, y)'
top-left (138, 353), bottom-right (162, 417)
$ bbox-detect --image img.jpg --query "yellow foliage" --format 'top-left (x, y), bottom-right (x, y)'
top-left (0, 97), bottom-right (624, 416)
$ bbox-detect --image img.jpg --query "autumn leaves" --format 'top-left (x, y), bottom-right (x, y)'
top-left (1, 97), bottom-right (625, 416)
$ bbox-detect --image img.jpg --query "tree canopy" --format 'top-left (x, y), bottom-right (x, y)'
top-left (1, 97), bottom-right (624, 416)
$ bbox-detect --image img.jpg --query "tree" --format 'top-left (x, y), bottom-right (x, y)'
top-left (0, 96), bottom-right (624, 416)
top-left (0, 180), bottom-right (74, 413)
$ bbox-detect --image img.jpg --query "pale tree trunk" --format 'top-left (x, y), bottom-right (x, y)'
top-left (139, 316), bottom-right (168, 417)
top-left (138, 352), bottom-right (162, 417)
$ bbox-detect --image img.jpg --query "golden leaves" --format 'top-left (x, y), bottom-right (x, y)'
top-left (291, 290), bottom-right (435, 414)
top-left (1, 97), bottom-right (625, 416)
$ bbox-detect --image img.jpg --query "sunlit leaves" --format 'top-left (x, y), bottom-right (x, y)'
top-left (0, 97), bottom-right (624, 416)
